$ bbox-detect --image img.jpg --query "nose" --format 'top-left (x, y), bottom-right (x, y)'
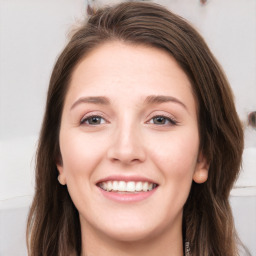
top-left (107, 123), bottom-right (146, 165)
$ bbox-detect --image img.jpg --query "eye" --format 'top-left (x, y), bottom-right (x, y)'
top-left (149, 115), bottom-right (177, 126)
top-left (80, 115), bottom-right (107, 125)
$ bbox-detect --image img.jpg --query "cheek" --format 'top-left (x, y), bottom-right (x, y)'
top-left (59, 132), bottom-right (108, 211)
top-left (148, 129), bottom-right (199, 179)
top-left (143, 130), bottom-right (200, 228)
top-left (59, 131), bottom-right (106, 180)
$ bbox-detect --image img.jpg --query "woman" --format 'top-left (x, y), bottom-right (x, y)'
top-left (27, 2), bottom-right (248, 255)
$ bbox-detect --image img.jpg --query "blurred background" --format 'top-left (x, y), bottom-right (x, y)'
top-left (0, 0), bottom-right (255, 255)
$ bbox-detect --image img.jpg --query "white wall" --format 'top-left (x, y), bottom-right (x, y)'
top-left (0, 1), bottom-right (85, 255)
top-left (0, 0), bottom-right (255, 255)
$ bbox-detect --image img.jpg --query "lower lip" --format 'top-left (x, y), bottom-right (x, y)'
top-left (97, 187), bottom-right (158, 203)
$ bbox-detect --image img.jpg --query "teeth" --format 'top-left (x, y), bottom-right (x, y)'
top-left (98, 181), bottom-right (157, 192)
top-left (126, 181), bottom-right (135, 192)
top-left (142, 182), bottom-right (148, 192)
top-left (135, 181), bottom-right (143, 191)
top-left (119, 181), bottom-right (126, 192)
top-left (112, 181), bottom-right (118, 191)
top-left (107, 181), bottom-right (112, 192)
top-left (102, 182), bottom-right (107, 191)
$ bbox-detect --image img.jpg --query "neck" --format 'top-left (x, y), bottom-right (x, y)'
top-left (80, 221), bottom-right (184, 256)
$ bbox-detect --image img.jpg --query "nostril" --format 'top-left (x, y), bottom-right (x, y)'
top-left (107, 143), bottom-right (146, 164)
top-left (110, 157), bottom-right (142, 165)
top-left (106, 129), bottom-right (146, 164)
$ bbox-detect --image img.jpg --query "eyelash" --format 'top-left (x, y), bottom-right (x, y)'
top-left (80, 114), bottom-right (177, 127)
top-left (147, 115), bottom-right (177, 126)
top-left (80, 115), bottom-right (107, 125)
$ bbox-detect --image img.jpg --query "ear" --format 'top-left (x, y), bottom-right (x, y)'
top-left (193, 152), bottom-right (209, 184)
top-left (56, 157), bottom-right (66, 186)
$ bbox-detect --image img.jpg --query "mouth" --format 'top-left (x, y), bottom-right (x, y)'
top-left (97, 180), bottom-right (158, 193)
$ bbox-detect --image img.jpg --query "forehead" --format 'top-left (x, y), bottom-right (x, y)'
top-left (65, 41), bottom-right (196, 113)
top-left (71, 42), bottom-right (190, 87)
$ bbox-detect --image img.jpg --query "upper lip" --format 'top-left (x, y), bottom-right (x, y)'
top-left (96, 175), bottom-right (159, 185)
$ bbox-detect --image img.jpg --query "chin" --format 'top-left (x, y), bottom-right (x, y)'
top-left (96, 214), bottom-right (170, 243)
top-left (104, 226), bottom-right (157, 243)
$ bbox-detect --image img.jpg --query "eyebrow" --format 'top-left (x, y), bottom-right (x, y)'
top-left (70, 95), bottom-right (187, 111)
top-left (70, 96), bottom-right (110, 110)
top-left (144, 95), bottom-right (187, 110)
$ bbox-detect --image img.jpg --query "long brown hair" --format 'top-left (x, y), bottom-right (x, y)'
top-left (27, 2), bottom-right (246, 255)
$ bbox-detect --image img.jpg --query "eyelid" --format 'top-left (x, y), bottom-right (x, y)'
top-left (80, 111), bottom-right (109, 125)
top-left (146, 111), bottom-right (178, 125)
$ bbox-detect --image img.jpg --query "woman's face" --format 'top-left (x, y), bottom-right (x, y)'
top-left (57, 41), bottom-right (208, 243)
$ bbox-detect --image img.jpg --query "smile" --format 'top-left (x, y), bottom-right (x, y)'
top-left (97, 181), bottom-right (158, 193)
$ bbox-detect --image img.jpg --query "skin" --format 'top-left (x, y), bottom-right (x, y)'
top-left (57, 41), bottom-right (208, 256)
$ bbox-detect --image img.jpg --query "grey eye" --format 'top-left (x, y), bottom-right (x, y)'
top-left (149, 116), bottom-right (177, 126)
top-left (81, 116), bottom-right (106, 125)
top-left (153, 116), bottom-right (167, 124)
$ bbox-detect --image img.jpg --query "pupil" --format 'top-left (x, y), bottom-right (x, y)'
top-left (91, 117), bottom-right (100, 124)
top-left (155, 117), bottom-right (165, 124)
